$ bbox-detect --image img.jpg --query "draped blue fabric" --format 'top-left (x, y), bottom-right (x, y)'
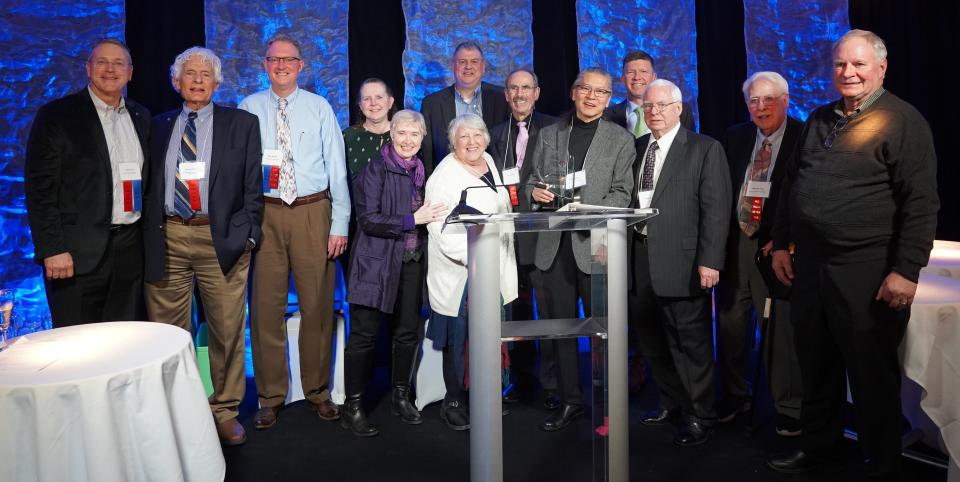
top-left (401, 0), bottom-right (534, 110)
top-left (576, 0), bottom-right (699, 129)
top-left (0, 1), bottom-right (124, 326)
top-left (743, 0), bottom-right (850, 120)
top-left (204, 0), bottom-right (350, 128)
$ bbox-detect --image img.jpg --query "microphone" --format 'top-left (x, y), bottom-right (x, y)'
top-left (443, 181), bottom-right (541, 229)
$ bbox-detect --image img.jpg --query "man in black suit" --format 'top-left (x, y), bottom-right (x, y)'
top-left (25, 39), bottom-right (150, 327)
top-left (142, 47), bottom-right (263, 447)
top-left (630, 79), bottom-right (731, 446)
top-left (420, 41), bottom-right (509, 171)
top-left (715, 71), bottom-right (803, 435)
top-left (488, 68), bottom-right (559, 405)
top-left (605, 50), bottom-right (695, 136)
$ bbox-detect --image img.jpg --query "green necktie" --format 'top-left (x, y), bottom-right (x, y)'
top-left (633, 106), bottom-right (647, 138)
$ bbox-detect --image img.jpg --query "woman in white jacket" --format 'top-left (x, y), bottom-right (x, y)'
top-left (425, 113), bottom-right (518, 430)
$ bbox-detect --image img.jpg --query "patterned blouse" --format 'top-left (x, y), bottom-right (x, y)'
top-left (342, 125), bottom-right (391, 184)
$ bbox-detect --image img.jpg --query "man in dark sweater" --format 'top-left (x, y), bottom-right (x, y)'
top-left (768, 30), bottom-right (939, 479)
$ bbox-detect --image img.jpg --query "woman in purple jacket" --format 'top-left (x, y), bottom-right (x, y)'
top-left (341, 110), bottom-right (448, 437)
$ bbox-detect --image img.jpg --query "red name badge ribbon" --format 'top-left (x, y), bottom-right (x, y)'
top-left (122, 180), bottom-right (142, 212)
top-left (507, 185), bottom-right (519, 207)
top-left (750, 197), bottom-right (762, 222)
top-left (188, 180), bottom-right (202, 210)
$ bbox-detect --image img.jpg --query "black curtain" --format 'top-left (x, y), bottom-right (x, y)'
top-left (124, 0), bottom-right (960, 239)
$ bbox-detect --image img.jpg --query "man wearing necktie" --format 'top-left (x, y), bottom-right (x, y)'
top-left (629, 79), bottom-right (731, 447)
top-left (239, 34), bottom-right (350, 430)
top-left (605, 50), bottom-right (695, 137)
top-left (143, 47), bottom-right (263, 446)
top-left (715, 72), bottom-right (803, 437)
top-left (488, 68), bottom-right (559, 405)
top-left (25, 39), bottom-right (150, 327)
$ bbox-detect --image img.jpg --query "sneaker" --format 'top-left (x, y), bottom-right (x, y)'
top-left (775, 413), bottom-right (802, 437)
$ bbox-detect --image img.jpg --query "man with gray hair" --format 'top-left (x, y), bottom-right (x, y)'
top-left (143, 46), bottom-right (263, 446)
top-left (420, 41), bottom-right (509, 171)
top-left (239, 34), bottom-right (349, 431)
top-left (630, 78), bottom-right (731, 446)
top-left (768, 30), bottom-right (938, 478)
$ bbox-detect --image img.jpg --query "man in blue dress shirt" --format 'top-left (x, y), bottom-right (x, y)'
top-left (239, 34), bottom-right (350, 430)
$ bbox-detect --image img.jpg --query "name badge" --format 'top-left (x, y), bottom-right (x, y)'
top-left (179, 161), bottom-right (206, 181)
top-left (637, 190), bottom-right (654, 209)
top-left (119, 162), bottom-right (141, 212)
top-left (502, 167), bottom-right (520, 185)
top-left (262, 149), bottom-right (283, 166)
top-left (746, 181), bottom-right (772, 198)
top-left (262, 149), bottom-right (283, 192)
top-left (565, 170), bottom-right (587, 190)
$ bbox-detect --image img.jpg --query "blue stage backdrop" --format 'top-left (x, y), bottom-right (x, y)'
top-left (401, 0), bottom-right (534, 111)
top-left (204, 0), bottom-right (350, 128)
top-left (576, 0), bottom-right (699, 130)
top-left (743, 0), bottom-right (849, 120)
top-left (0, 1), bottom-right (125, 330)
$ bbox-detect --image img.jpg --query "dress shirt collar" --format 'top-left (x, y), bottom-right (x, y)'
top-left (270, 86), bottom-right (301, 107)
top-left (454, 85), bottom-right (482, 104)
top-left (756, 116), bottom-right (787, 146)
top-left (87, 86), bottom-right (126, 113)
top-left (181, 100), bottom-right (214, 121)
top-left (833, 87), bottom-right (885, 118)
top-left (650, 121), bottom-right (681, 154)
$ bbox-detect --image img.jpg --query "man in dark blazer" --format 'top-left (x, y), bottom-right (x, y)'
top-left (142, 47), bottom-right (263, 447)
top-left (526, 68), bottom-right (636, 431)
top-left (488, 68), bottom-right (559, 405)
top-left (605, 50), bottom-right (695, 136)
top-left (420, 41), bottom-right (509, 171)
top-left (715, 72), bottom-right (803, 436)
top-left (630, 79), bottom-right (731, 446)
top-left (25, 39), bottom-right (150, 327)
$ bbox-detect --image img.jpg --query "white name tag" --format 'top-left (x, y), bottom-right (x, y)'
top-left (262, 149), bottom-right (283, 166)
top-left (565, 170), bottom-right (587, 190)
top-left (118, 162), bottom-right (141, 181)
top-left (179, 161), bottom-right (206, 180)
top-left (502, 167), bottom-right (520, 185)
top-left (637, 190), bottom-right (654, 209)
top-left (746, 181), bottom-right (772, 198)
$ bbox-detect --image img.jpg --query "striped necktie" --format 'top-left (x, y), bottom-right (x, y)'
top-left (174, 111), bottom-right (198, 219)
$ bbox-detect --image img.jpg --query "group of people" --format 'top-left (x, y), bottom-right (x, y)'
top-left (24, 27), bottom-right (937, 480)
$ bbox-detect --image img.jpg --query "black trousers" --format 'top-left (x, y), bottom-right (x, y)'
top-left (44, 224), bottom-right (145, 328)
top-left (792, 252), bottom-right (908, 479)
top-left (630, 238), bottom-right (717, 421)
top-left (346, 258), bottom-right (425, 353)
top-left (535, 233), bottom-right (590, 405)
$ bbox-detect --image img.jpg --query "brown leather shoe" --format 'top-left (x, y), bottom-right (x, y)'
top-left (216, 418), bottom-right (247, 446)
top-left (254, 405), bottom-right (282, 430)
top-left (309, 399), bottom-right (341, 421)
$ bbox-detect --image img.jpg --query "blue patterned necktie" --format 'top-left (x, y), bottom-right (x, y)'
top-left (174, 112), bottom-right (198, 219)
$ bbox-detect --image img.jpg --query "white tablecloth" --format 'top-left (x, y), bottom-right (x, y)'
top-left (922, 240), bottom-right (960, 279)
top-left (902, 273), bottom-right (960, 477)
top-left (0, 322), bottom-right (225, 482)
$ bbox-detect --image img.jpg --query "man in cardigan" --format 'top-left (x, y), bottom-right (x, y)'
top-left (768, 30), bottom-right (939, 478)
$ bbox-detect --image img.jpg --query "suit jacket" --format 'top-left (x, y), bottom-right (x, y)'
top-left (25, 89), bottom-right (150, 274)
top-left (722, 117), bottom-right (802, 247)
top-left (420, 81), bottom-right (510, 172)
top-left (143, 104), bottom-right (263, 281)
top-left (526, 117), bottom-right (636, 273)
top-left (605, 99), bottom-right (696, 133)
top-left (632, 127), bottom-right (732, 297)
top-left (488, 111), bottom-right (559, 265)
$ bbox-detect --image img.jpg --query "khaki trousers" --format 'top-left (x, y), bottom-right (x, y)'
top-left (251, 199), bottom-right (336, 408)
top-left (145, 222), bottom-right (251, 423)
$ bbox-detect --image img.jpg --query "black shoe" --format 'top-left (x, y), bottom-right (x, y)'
top-left (391, 385), bottom-right (423, 425)
top-left (767, 450), bottom-right (840, 474)
top-left (673, 419), bottom-right (711, 447)
top-left (540, 403), bottom-right (584, 431)
top-left (543, 392), bottom-right (562, 411)
top-left (716, 395), bottom-right (751, 423)
top-left (775, 413), bottom-right (802, 437)
top-left (503, 389), bottom-right (521, 404)
top-left (639, 408), bottom-right (677, 426)
top-left (339, 397), bottom-right (379, 437)
top-left (441, 400), bottom-right (470, 431)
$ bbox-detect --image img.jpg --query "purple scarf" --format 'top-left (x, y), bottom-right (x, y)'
top-left (381, 143), bottom-right (425, 188)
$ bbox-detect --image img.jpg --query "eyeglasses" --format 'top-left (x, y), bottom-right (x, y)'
top-left (90, 59), bottom-right (129, 70)
top-left (265, 56), bottom-right (301, 65)
top-left (507, 85), bottom-right (536, 94)
top-left (747, 94), bottom-right (784, 108)
top-left (822, 115), bottom-right (851, 149)
top-left (575, 85), bottom-right (612, 98)
top-left (640, 101), bottom-right (679, 114)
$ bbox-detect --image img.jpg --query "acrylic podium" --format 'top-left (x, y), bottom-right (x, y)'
top-left (447, 205), bottom-right (658, 482)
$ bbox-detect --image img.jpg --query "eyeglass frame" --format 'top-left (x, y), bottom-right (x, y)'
top-left (747, 94), bottom-right (786, 108)
top-left (265, 56), bottom-right (302, 65)
top-left (640, 101), bottom-right (679, 114)
top-left (822, 114), bottom-right (852, 149)
top-left (574, 84), bottom-right (613, 98)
